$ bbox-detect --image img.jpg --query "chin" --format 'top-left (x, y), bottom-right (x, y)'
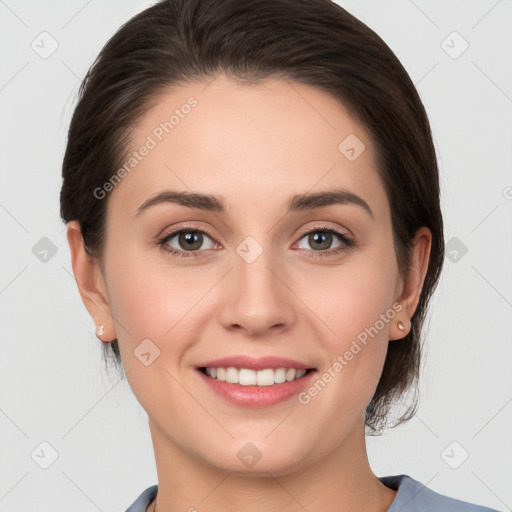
top-left (197, 439), bottom-right (313, 477)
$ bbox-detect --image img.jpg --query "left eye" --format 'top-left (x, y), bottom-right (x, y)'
top-left (296, 228), bottom-right (350, 252)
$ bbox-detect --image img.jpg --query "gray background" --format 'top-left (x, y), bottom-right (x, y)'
top-left (0, 0), bottom-right (511, 510)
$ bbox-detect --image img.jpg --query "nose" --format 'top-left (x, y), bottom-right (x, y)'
top-left (218, 242), bottom-right (297, 337)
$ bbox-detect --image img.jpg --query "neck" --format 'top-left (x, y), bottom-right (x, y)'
top-left (146, 418), bottom-right (397, 512)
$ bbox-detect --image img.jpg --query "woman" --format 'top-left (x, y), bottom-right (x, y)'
top-left (60, 0), bottom-right (500, 511)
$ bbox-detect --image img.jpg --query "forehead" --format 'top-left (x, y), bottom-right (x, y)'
top-left (107, 73), bottom-right (388, 221)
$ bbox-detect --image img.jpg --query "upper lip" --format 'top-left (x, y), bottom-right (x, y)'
top-left (197, 355), bottom-right (314, 371)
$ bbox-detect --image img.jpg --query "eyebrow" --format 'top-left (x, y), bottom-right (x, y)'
top-left (135, 188), bottom-right (374, 219)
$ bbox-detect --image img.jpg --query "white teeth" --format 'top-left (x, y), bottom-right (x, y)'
top-left (239, 368), bottom-right (257, 385)
top-left (225, 367), bottom-right (238, 384)
top-left (257, 369), bottom-right (274, 386)
top-left (274, 368), bottom-right (286, 384)
top-left (203, 366), bottom-right (309, 386)
top-left (286, 368), bottom-right (296, 382)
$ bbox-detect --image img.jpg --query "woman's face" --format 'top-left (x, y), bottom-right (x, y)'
top-left (92, 74), bottom-right (424, 475)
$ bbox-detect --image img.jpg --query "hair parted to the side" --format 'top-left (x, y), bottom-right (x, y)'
top-left (60, 0), bottom-right (444, 434)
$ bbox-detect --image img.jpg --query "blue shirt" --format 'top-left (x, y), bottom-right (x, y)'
top-left (124, 474), bottom-right (501, 511)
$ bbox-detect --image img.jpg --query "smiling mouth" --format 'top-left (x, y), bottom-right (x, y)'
top-left (198, 367), bottom-right (315, 386)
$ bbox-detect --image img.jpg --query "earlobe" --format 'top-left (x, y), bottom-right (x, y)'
top-left (389, 316), bottom-right (410, 341)
top-left (390, 226), bottom-right (432, 341)
top-left (66, 221), bottom-right (116, 342)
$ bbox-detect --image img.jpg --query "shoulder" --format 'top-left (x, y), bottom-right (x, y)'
top-left (124, 477), bottom-right (502, 512)
top-left (380, 474), bottom-right (501, 512)
top-left (124, 485), bottom-right (158, 512)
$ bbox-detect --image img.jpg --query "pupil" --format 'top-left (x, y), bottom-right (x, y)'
top-left (180, 231), bottom-right (202, 250)
top-left (310, 231), bottom-right (331, 250)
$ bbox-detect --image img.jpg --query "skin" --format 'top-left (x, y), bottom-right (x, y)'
top-left (67, 73), bottom-right (431, 512)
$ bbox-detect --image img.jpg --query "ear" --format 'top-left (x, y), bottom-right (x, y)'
top-left (66, 220), bottom-right (116, 342)
top-left (389, 226), bottom-right (432, 341)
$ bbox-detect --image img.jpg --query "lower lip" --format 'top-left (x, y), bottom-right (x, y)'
top-left (196, 369), bottom-right (317, 408)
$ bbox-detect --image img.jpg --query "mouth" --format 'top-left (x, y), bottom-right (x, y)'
top-left (195, 360), bottom-right (318, 408)
top-left (194, 355), bottom-right (318, 407)
top-left (198, 366), bottom-right (315, 386)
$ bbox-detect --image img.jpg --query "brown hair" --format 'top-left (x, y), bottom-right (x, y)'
top-left (60, 0), bottom-right (444, 433)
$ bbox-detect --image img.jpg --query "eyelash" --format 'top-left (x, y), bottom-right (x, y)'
top-left (157, 223), bottom-right (354, 259)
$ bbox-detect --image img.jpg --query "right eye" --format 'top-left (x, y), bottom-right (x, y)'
top-left (158, 226), bottom-right (219, 258)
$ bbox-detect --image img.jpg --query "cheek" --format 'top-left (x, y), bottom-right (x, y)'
top-left (105, 246), bottom-right (205, 353)
top-left (307, 246), bottom-right (398, 346)
top-left (104, 249), bottom-right (208, 409)
top-left (301, 242), bottom-right (399, 402)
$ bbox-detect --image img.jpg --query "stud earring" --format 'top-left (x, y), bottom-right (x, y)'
top-left (397, 320), bottom-right (406, 332)
top-left (97, 325), bottom-right (104, 336)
